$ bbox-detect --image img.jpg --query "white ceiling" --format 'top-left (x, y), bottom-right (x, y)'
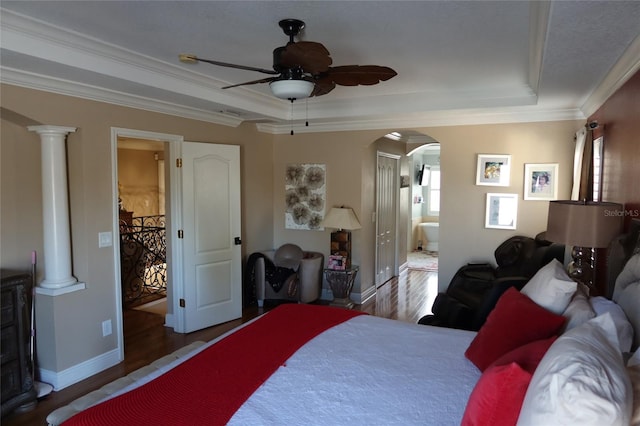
top-left (1, 1), bottom-right (639, 134)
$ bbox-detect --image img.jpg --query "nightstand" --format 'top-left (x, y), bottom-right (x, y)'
top-left (324, 265), bottom-right (359, 309)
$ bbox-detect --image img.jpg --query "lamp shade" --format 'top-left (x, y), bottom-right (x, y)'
top-left (321, 207), bottom-right (362, 230)
top-left (546, 201), bottom-right (623, 248)
top-left (269, 79), bottom-right (314, 100)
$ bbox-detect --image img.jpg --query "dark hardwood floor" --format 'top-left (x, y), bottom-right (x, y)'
top-left (3, 269), bottom-right (437, 426)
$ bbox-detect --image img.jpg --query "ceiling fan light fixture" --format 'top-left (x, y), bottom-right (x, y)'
top-left (269, 79), bottom-right (314, 100)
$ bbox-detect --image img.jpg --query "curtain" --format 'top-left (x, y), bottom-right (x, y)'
top-left (571, 127), bottom-right (586, 200)
top-left (571, 126), bottom-right (593, 201)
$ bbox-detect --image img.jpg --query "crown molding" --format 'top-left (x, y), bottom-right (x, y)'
top-left (4, 6), bottom-right (630, 135)
top-left (1, 68), bottom-right (245, 127)
top-left (580, 34), bottom-right (640, 117)
top-left (528, 1), bottom-right (551, 95)
top-left (256, 107), bottom-right (584, 134)
top-left (0, 8), bottom-right (283, 120)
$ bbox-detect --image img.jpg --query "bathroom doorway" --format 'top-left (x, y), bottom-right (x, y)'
top-left (407, 142), bottom-right (440, 272)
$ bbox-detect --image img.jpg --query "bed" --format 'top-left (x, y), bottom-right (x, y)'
top-left (49, 226), bottom-right (640, 426)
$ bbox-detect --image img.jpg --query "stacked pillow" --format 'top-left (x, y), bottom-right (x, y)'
top-left (520, 259), bottom-right (576, 314)
top-left (461, 283), bottom-right (565, 426)
top-left (461, 260), bottom-right (569, 424)
top-left (612, 253), bottom-right (640, 350)
top-left (560, 282), bottom-right (596, 331)
top-left (462, 258), bottom-right (636, 426)
top-left (628, 349), bottom-right (640, 425)
top-left (517, 314), bottom-right (632, 425)
top-left (464, 287), bottom-right (566, 371)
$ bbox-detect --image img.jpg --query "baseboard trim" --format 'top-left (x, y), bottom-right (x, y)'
top-left (39, 348), bottom-right (121, 391)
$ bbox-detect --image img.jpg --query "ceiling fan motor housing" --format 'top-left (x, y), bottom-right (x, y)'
top-left (279, 19), bottom-right (305, 41)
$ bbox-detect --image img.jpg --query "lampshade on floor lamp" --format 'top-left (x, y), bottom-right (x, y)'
top-left (546, 200), bottom-right (623, 288)
top-left (321, 207), bottom-right (362, 269)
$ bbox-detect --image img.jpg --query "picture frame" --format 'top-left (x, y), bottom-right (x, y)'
top-left (327, 255), bottom-right (346, 270)
top-left (476, 154), bottom-right (511, 186)
top-left (485, 193), bottom-right (518, 230)
top-left (523, 163), bottom-right (559, 200)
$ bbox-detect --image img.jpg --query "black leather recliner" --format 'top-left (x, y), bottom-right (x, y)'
top-left (418, 233), bottom-right (564, 331)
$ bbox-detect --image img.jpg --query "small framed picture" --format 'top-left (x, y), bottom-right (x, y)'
top-left (476, 154), bottom-right (511, 186)
top-left (524, 163), bottom-right (559, 200)
top-left (485, 193), bottom-right (518, 230)
top-left (327, 255), bottom-right (346, 270)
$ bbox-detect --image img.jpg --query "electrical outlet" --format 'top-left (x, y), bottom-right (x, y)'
top-left (102, 319), bottom-right (112, 337)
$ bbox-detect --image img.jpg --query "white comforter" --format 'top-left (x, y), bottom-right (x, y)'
top-left (229, 315), bottom-right (480, 425)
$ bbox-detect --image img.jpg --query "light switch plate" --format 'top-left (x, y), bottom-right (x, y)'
top-left (98, 231), bottom-right (113, 248)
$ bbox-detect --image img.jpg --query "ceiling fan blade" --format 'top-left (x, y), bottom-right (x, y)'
top-left (280, 42), bottom-right (332, 75)
top-left (310, 77), bottom-right (336, 97)
top-left (179, 54), bottom-right (278, 75)
top-left (325, 65), bottom-right (397, 86)
top-left (221, 77), bottom-right (278, 89)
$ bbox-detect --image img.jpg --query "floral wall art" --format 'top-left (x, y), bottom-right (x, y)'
top-left (285, 163), bottom-right (326, 230)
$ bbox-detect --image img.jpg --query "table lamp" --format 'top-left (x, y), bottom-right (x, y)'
top-left (321, 207), bottom-right (362, 269)
top-left (546, 200), bottom-right (623, 288)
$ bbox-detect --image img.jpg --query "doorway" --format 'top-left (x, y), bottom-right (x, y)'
top-left (407, 143), bottom-right (440, 272)
top-left (111, 128), bottom-right (243, 360)
top-left (116, 135), bottom-right (170, 350)
top-left (117, 139), bottom-right (167, 306)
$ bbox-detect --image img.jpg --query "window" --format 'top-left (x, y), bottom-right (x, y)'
top-left (427, 166), bottom-right (440, 216)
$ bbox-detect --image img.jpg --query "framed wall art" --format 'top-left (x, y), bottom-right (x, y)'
top-left (476, 154), bottom-right (511, 186)
top-left (285, 163), bottom-right (326, 230)
top-left (524, 163), bottom-right (558, 200)
top-left (485, 193), bottom-right (518, 230)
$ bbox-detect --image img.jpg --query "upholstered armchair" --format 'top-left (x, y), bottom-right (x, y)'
top-left (253, 244), bottom-right (324, 306)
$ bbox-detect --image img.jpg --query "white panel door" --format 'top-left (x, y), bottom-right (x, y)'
top-left (181, 142), bottom-right (241, 333)
top-left (375, 152), bottom-right (399, 287)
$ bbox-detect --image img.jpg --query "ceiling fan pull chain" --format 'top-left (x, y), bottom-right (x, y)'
top-left (290, 100), bottom-right (294, 135)
top-left (306, 99), bottom-right (309, 127)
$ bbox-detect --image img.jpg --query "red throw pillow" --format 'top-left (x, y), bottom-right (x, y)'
top-left (465, 287), bottom-right (565, 371)
top-left (461, 362), bottom-right (532, 426)
top-left (490, 336), bottom-right (557, 374)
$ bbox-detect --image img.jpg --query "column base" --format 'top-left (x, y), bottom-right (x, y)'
top-left (36, 282), bottom-right (86, 296)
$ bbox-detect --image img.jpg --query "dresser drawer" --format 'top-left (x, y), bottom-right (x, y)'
top-left (0, 360), bottom-right (21, 403)
top-left (1, 289), bottom-right (15, 325)
top-left (0, 325), bottom-right (18, 364)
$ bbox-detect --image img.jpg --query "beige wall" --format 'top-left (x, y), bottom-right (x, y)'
top-left (421, 121), bottom-right (581, 289)
top-left (1, 82), bottom-right (581, 385)
top-left (117, 148), bottom-right (161, 217)
top-left (270, 129), bottom-right (384, 297)
top-left (1, 84), bottom-right (274, 374)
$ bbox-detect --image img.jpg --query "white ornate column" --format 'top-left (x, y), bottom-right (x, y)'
top-left (28, 125), bottom-right (85, 294)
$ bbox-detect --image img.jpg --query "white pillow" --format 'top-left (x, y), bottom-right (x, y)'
top-left (521, 259), bottom-right (577, 314)
top-left (591, 296), bottom-right (634, 353)
top-left (627, 349), bottom-right (640, 425)
top-left (517, 314), bottom-right (632, 426)
top-left (612, 254), bottom-right (640, 351)
top-left (562, 282), bottom-right (596, 332)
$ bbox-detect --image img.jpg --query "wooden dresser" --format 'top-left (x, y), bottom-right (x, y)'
top-left (1, 271), bottom-right (37, 417)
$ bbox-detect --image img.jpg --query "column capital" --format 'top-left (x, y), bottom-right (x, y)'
top-left (28, 125), bottom-right (77, 136)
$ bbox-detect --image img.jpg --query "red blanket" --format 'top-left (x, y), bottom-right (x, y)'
top-left (64, 304), bottom-right (365, 425)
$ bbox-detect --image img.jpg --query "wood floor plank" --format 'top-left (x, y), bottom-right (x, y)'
top-left (2, 268), bottom-right (437, 426)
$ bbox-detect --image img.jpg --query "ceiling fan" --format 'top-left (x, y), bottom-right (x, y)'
top-left (179, 18), bottom-right (397, 101)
